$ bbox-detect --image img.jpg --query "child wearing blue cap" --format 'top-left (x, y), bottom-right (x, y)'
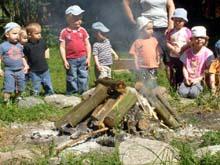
top-left (166, 8), bottom-right (192, 89)
top-left (92, 22), bottom-right (119, 79)
top-left (0, 22), bottom-right (29, 104)
top-left (59, 5), bottom-right (91, 95)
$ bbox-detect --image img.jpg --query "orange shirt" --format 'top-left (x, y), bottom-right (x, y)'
top-left (209, 59), bottom-right (220, 74)
top-left (129, 37), bottom-right (160, 69)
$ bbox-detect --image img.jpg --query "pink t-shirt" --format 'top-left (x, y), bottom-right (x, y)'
top-left (59, 27), bottom-right (89, 59)
top-left (166, 27), bottom-right (191, 58)
top-left (180, 46), bottom-right (214, 79)
top-left (129, 37), bottom-right (160, 69)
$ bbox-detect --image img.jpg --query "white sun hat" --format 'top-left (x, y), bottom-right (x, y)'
top-left (4, 22), bottom-right (21, 33)
top-left (65, 5), bottom-right (85, 16)
top-left (191, 26), bottom-right (207, 38)
top-left (92, 22), bottom-right (110, 33)
top-left (171, 8), bottom-right (188, 22)
top-left (136, 16), bottom-right (152, 30)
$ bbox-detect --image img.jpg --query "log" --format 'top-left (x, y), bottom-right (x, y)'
top-left (55, 127), bottom-right (109, 154)
top-left (135, 82), bottom-right (180, 128)
top-left (104, 87), bottom-right (137, 128)
top-left (95, 78), bottom-right (126, 94)
top-left (91, 98), bottom-right (117, 121)
top-left (55, 84), bottom-right (109, 129)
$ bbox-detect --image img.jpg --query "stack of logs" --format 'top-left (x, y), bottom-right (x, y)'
top-left (55, 78), bottom-right (181, 153)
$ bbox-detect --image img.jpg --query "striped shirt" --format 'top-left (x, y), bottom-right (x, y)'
top-left (93, 39), bottom-right (113, 66)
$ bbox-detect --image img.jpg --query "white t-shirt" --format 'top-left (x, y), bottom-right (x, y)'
top-left (140, 0), bottom-right (168, 28)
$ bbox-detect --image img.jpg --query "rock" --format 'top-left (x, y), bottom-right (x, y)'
top-left (18, 96), bottom-right (45, 109)
top-left (44, 94), bottom-right (81, 108)
top-left (119, 137), bottom-right (178, 165)
top-left (196, 145), bottom-right (220, 158)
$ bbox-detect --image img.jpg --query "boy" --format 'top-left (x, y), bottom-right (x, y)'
top-left (59, 5), bottom-right (91, 95)
top-left (23, 22), bottom-right (54, 96)
top-left (129, 16), bottom-right (161, 89)
top-left (0, 22), bottom-right (29, 103)
top-left (92, 22), bottom-right (119, 79)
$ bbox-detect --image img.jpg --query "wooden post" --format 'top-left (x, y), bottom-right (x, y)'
top-left (55, 84), bottom-right (109, 129)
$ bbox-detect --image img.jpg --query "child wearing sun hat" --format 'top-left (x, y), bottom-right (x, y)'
top-left (178, 26), bottom-right (214, 98)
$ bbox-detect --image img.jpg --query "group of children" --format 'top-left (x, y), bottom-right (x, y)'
top-left (130, 7), bottom-right (220, 98)
top-left (0, 5), bottom-right (220, 104)
top-left (0, 5), bottom-right (118, 103)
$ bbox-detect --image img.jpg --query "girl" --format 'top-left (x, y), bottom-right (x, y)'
top-left (178, 26), bottom-right (214, 98)
top-left (166, 8), bottom-right (191, 88)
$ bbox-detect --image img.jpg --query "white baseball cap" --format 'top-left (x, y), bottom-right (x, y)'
top-left (4, 22), bottom-right (21, 33)
top-left (92, 22), bottom-right (110, 33)
top-left (191, 26), bottom-right (207, 38)
top-left (171, 8), bottom-right (188, 22)
top-left (65, 5), bottom-right (85, 16)
top-left (136, 16), bottom-right (152, 30)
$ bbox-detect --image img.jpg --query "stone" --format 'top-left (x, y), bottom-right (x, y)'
top-left (119, 137), bottom-right (178, 165)
top-left (18, 96), bottom-right (45, 109)
top-left (196, 145), bottom-right (220, 158)
top-left (44, 94), bottom-right (81, 108)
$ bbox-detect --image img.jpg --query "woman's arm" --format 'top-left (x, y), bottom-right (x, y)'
top-left (122, 0), bottom-right (136, 24)
top-left (166, 0), bottom-right (175, 33)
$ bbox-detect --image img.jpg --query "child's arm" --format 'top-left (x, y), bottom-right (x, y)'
top-left (182, 65), bottom-right (191, 86)
top-left (22, 57), bottom-right (29, 74)
top-left (94, 55), bottom-right (102, 71)
top-left (85, 38), bottom-right (91, 67)
top-left (45, 48), bottom-right (50, 59)
top-left (111, 48), bottom-right (119, 60)
top-left (59, 41), bottom-right (69, 69)
top-left (0, 57), bottom-right (3, 77)
top-left (209, 73), bottom-right (216, 94)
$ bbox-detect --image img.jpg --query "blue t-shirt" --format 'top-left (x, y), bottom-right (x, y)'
top-left (0, 41), bottom-right (24, 70)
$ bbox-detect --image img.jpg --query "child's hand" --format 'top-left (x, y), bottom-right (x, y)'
top-left (23, 65), bottom-right (29, 74)
top-left (97, 65), bottom-right (103, 71)
top-left (114, 55), bottom-right (119, 60)
top-left (0, 69), bottom-right (4, 77)
top-left (64, 61), bottom-right (70, 70)
top-left (86, 58), bottom-right (91, 68)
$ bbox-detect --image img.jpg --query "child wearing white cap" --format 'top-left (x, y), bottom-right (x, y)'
top-left (59, 5), bottom-right (91, 95)
top-left (0, 22), bottom-right (29, 104)
top-left (129, 16), bottom-right (161, 89)
top-left (178, 26), bottom-right (214, 98)
top-left (208, 40), bottom-right (220, 95)
top-left (166, 8), bottom-right (192, 89)
top-left (92, 22), bottom-right (119, 79)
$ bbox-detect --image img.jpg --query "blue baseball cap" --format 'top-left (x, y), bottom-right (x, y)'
top-left (92, 22), bottom-right (110, 33)
top-left (4, 22), bottom-right (21, 33)
top-left (65, 5), bottom-right (85, 16)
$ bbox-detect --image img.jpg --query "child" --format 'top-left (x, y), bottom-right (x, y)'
top-left (129, 16), bottom-right (161, 89)
top-left (92, 22), bottom-right (119, 79)
top-left (0, 22), bottom-right (29, 103)
top-left (59, 5), bottom-right (91, 95)
top-left (19, 28), bottom-right (28, 46)
top-left (166, 8), bottom-right (191, 88)
top-left (178, 26), bottom-right (214, 98)
top-left (208, 40), bottom-right (220, 95)
top-left (23, 22), bottom-right (54, 96)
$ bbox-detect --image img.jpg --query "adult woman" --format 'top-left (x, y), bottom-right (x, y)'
top-left (123, 0), bottom-right (175, 64)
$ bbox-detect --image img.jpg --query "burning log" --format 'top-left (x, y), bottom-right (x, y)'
top-left (55, 84), bottom-right (109, 129)
top-left (135, 82), bottom-right (180, 128)
top-left (104, 87), bottom-right (138, 128)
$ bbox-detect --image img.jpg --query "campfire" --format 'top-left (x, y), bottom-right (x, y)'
top-left (54, 78), bottom-right (181, 153)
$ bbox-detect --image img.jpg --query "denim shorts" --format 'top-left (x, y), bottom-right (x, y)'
top-left (3, 69), bottom-right (25, 93)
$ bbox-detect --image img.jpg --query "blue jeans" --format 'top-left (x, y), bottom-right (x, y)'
top-left (178, 82), bottom-right (203, 98)
top-left (30, 69), bottom-right (54, 95)
top-left (3, 69), bottom-right (25, 93)
top-left (66, 56), bottom-right (88, 95)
